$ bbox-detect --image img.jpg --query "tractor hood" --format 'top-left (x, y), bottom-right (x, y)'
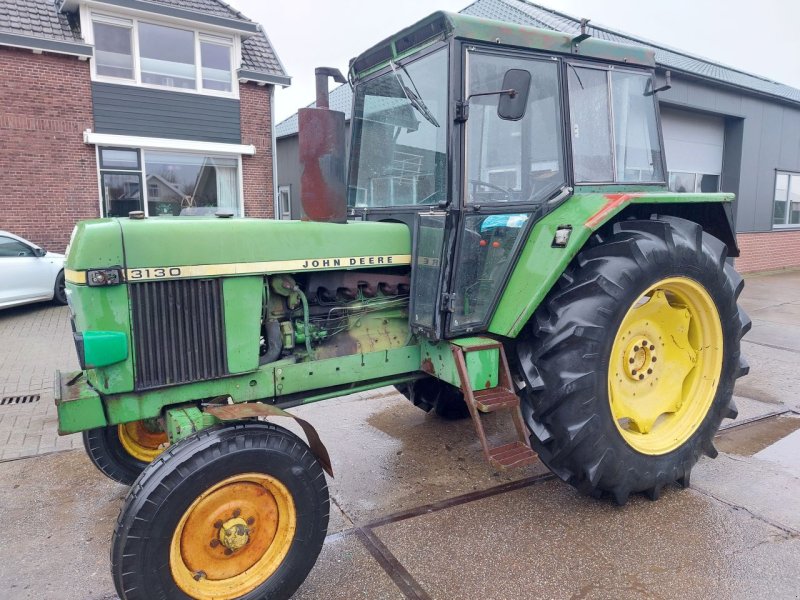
top-left (66, 217), bottom-right (412, 277)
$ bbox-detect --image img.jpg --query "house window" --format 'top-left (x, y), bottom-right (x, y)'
top-left (668, 172), bottom-right (720, 193)
top-left (94, 20), bottom-right (134, 79)
top-left (99, 148), bottom-right (143, 217)
top-left (98, 147), bottom-right (241, 217)
top-left (138, 22), bottom-right (196, 90)
top-left (91, 13), bottom-right (235, 96)
top-left (201, 37), bottom-right (233, 92)
top-left (144, 151), bottom-right (240, 216)
top-left (774, 171), bottom-right (800, 227)
top-left (278, 185), bottom-right (291, 219)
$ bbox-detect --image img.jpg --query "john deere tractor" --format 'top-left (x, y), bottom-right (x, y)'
top-left (57, 11), bottom-right (749, 600)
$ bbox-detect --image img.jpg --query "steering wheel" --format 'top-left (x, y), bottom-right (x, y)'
top-left (468, 179), bottom-right (514, 202)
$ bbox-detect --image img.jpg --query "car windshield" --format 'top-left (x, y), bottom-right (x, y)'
top-left (348, 48), bottom-right (449, 208)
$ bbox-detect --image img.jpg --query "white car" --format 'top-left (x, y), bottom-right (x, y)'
top-left (0, 231), bottom-right (66, 309)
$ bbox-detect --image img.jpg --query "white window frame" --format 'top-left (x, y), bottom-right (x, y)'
top-left (773, 170), bottom-right (800, 229)
top-left (84, 7), bottom-right (240, 99)
top-left (278, 185), bottom-right (292, 219)
top-left (95, 146), bottom-right (245, 218)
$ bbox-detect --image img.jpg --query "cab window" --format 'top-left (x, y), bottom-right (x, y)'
top-left (568, 65), bottom-right (664, 183)
top-left (465, 53), bottom-right (564, 204)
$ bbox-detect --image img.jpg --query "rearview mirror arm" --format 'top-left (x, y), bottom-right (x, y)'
top-left (454, 89), bottom-right (517, 122)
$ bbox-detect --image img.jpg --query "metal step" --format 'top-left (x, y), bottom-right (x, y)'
top-left (473, 388), bottom-right (520, 413)
top-left (489, 441), bottom-right (539, 470)
top-left (451, 339), bottom-right (538, 472)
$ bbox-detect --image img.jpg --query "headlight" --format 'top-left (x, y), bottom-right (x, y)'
top-left (87, 268), bottom-right (122, 287)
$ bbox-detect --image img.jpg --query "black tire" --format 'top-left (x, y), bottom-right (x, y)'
top-left (53, 270), bottom-right (67, 305)
top-left (83, 425), bottom-right (151, 486)
top-left (395, 377), bottom-right (471, 420)
top-left (112, 421), bottom-right (329, 600)
top-left (516, 216), bottom-right (750, 504)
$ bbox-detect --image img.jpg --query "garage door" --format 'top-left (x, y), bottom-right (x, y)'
top-left (660, 107), bottom-right (725, 193)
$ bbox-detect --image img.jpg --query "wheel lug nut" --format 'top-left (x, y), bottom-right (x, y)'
top-left (639, 374), bottom-right (645, 380)
top-left (629, 358), bottom-right (635, 364)
top-left (652, 357), bottom-right (657, 362)
top-left (247, 517), bottom-right (255, 526)
top-left (634, 345), bottom-right (640, 352)
top-left (649, 345), bottom-right (655, 351)
top-left (193, 571), bottom-right (206, 581)
top-left (210, 539), bottom-right (220, 548)
top-left (641, 340), bottom-right (647, 346)
top-left (224, 548), bottom-right (233, 556)
top-left (632, 370), bottom-right (638, 376)
top-left (647, 369), bottom-right (653, 374)
top-left (214, 520), bottom-right (223, 529)
top-left (233, 509), bottom-right (241, 518)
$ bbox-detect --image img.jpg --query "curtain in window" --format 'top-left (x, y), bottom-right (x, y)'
top-left (215, 161), bottom-right (238, 212)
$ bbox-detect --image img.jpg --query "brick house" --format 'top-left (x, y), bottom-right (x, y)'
top-left (0, 0), bottom-right (289, 253)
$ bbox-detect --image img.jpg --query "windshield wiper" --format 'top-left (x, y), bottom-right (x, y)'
top-left (390, 60), bottom-right (440, 128)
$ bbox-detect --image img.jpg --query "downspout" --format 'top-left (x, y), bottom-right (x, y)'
top-left (270, 84), bottom-right (279, 218)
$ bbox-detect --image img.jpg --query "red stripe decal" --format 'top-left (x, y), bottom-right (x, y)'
top-left (585, 193), bottom-right (641, 229)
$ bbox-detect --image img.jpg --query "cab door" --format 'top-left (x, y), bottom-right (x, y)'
top-left (445, 48), bottom-right (567, 336)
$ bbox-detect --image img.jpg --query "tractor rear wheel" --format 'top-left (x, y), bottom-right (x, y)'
top-left (83, 419), bottom-right (168, 485)
top-left (395, 377), bottom-right (470, 420)
top-left (516, 216), bottom-right (750, 504)
top-left (112, 421), bottom-right (329, 600)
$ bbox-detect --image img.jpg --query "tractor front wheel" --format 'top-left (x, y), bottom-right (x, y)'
top-left (112, 421), bottom-right (329, 600)
top-left (516, 216), bottom-right (750, 504)
top-left (83, 419), bottom-right (168, 485)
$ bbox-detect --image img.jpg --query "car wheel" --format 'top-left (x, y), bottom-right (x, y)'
top-left (53, 270), bottom-right (67, 305)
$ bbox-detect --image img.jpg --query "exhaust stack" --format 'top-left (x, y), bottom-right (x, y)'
top-left (298, 67), bottom-right (348, 223)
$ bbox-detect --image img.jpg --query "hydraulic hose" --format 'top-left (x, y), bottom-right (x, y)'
top-left (294, 285), bottom-right (315, 359)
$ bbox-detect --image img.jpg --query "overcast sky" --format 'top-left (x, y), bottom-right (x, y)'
top-left (228, 0), bottom-right (800, 123)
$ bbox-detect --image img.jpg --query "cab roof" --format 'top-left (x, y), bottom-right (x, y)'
top-left (350, 11), bottom-right (655, 78)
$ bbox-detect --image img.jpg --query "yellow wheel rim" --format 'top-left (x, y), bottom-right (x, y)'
top-left (608, 277), bottom-right (723, 455)
top-left (170, 473), bottom-right (296, 600)
top-left (117, 420), bottom-right (168, 463)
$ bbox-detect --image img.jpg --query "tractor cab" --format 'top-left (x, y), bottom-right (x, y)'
top-left (347, 11), bottom-right (666, 340)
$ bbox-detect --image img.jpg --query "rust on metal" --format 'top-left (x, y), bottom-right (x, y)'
top-left (298, 67), bottom-right (349, 224)
top-left (420, 357), bottom-right (435, 376)
top-left (450, 343), bottom-right (538, 471)
top-left (204, 403), bottom-right (334, 477)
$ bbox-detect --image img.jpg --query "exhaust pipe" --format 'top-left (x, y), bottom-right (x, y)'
top-left (298, 67), bottom-right (348, 223)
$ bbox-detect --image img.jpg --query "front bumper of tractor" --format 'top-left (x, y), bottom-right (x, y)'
top-left (54, 370), bottom-right (108, 435)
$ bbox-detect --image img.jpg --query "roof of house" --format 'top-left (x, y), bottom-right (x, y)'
top-left (276, 0), bottom-right (800, 138)
top-left (0, 0), bottom-right (289, 84)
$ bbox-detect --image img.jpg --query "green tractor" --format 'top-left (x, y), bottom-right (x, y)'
top-left (58, 11), bottom-right (749, 600)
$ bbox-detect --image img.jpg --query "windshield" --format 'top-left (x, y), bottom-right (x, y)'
top-left (348, 48), bottom-right (448, 208)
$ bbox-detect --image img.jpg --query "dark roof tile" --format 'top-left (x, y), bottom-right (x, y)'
top-left (0, 0), bottom-right (287, 80)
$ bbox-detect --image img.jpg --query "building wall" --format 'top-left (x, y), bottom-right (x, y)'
top-left (736, 231), bottom-right (800, 273)
top-left (0, 47), bottom-right (97, 253)
top-left (92, 82), bottom-right (242, 143)
top-left (658, 74), bottom-right (800, 233)
top-left (240, 82), bottom-right (275, 218)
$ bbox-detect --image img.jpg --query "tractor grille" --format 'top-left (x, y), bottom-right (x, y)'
top-left (130, 279), bottom-right (228, 390)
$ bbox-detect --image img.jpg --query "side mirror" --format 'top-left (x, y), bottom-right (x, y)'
top-left (33, 247), bottom-right (46, 257)
top-left (498, 69), bottom-right (531, 121)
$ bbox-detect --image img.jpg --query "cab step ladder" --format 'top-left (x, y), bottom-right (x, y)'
top-left (451, 340), bottom-right (538, 471)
